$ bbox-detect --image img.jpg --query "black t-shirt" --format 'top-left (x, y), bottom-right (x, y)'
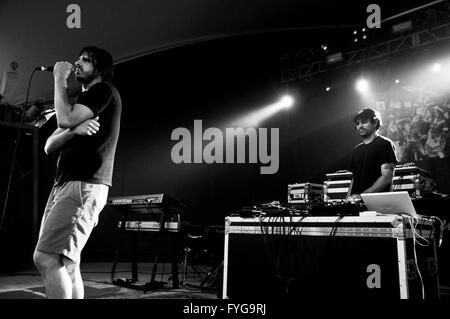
top-left (348, 135), bottom-right (398, 194)
top-left (54, 82), bottom-right (122, 186)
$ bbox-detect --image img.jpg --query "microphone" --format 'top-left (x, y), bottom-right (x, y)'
top-left (35, 66), bottom-right (76, 73)
top-left (35, 66), bottom-right (54, 72)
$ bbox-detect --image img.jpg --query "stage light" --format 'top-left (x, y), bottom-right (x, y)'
top-left (325, 86), bottom-right (331, 92)
top-left (395, 79), bottom-right (400, 84)
top-left (362, 28), bottom-right (366, 32)
top-left (362, 35), bottom-right (367, 40)
top-left (392, 20), bottom-right (412, 34)
top-left (431, 63), bottom-right (441, 72)
top-left (354, 38), bottom-right (358, 43)
top-left (279, 95), bottom-right (294, 109)
top-left (231, 95), bottom-right (295, 127)
top-left (321, 44), bottom-right (328, 51)
top-left (353, 30), bottom-right (357, 35)
top-left (356, 78), bottom-right (369, 93)
top-left (326, 52), bottom-right (343, 65)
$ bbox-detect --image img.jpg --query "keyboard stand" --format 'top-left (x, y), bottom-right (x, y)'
top-left (143, 210), bottom-right (180, 291)
top-left (110, 209), bottom-right (180, 291)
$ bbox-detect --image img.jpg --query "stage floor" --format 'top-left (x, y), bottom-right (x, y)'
top-left (1, 262), bottom-right (449, 300)
top-left (0, 262), bottom-right (218, 299)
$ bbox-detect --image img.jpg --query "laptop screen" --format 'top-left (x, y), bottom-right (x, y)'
top-left (360, 191), bottom-right (419, 219)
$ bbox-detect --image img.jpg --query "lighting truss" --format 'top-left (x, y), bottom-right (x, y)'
top-left (281, 21), bottom-right (450, 83)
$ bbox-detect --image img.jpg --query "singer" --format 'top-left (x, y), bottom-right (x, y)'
top-left (33, 46), bottom-right (122, 299)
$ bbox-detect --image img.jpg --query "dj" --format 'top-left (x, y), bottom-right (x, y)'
top-left (347, 108), bottom-right (398, 201)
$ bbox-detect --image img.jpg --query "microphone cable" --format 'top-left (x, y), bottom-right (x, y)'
top-left (0, 68), bottom-right (38, 231)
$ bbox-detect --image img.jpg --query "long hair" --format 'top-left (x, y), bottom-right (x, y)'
top-left (79, 46), bottom-right (114, 81)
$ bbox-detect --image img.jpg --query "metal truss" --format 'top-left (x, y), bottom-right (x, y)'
top-left (281, 21), bottom-right (450, 83)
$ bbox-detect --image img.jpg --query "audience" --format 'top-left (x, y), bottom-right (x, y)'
top-left (378, 95), bottom-right (450, 163)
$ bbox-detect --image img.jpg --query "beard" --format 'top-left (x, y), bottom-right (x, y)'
top-left (358, 130), bottom-right (371, 138)
top-left (75, 71), bottom-right (98, 84)
top-left (359, 127), bottom-right (377, 139)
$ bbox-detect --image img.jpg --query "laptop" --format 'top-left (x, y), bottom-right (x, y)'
top-left (360, 191), bottom-right (420, 219)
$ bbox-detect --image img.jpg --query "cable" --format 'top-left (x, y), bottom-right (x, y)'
top-left (0, 68), bottom-right (38, 231)
top-left (258, 215), bottom-right (296, 295)
top-left (329, 214), bottom-right (344, 237)
top-left (405, 215), bottom-right (425, 299)
top-left (429, 216), bottom-right (444, 247)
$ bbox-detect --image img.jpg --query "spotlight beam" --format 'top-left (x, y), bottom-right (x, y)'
top-left (232, 95), bottom-right (294, 127)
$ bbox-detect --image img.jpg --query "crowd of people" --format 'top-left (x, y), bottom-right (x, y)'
top-left (377, 94), bottom-right (450, 163)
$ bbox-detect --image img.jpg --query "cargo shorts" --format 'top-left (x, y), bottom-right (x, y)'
top-left (35, 181), bottom-right (108, 262)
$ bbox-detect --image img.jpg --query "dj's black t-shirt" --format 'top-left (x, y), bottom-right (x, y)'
top-left (348, 135), bottom-right (398, 194)
top-left (54, 81), bottom-right (122, 187)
